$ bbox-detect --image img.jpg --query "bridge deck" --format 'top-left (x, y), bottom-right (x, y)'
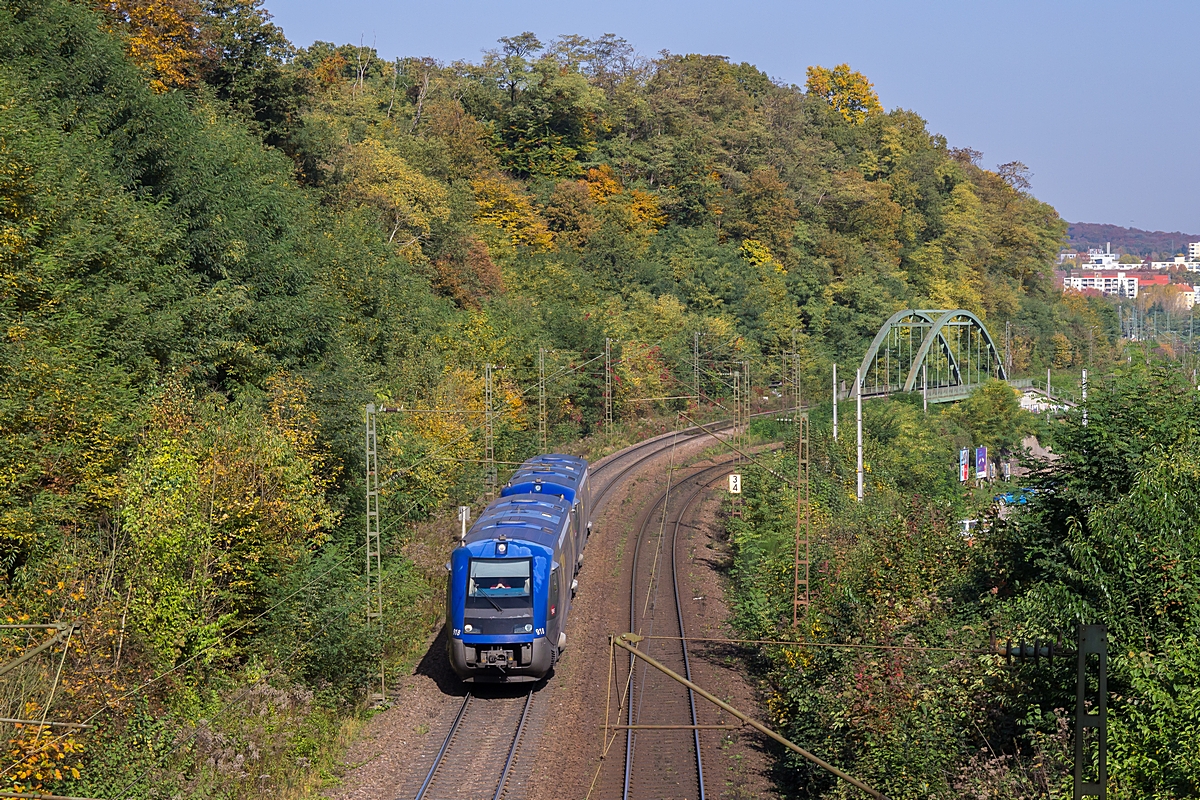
top-left (856, 378), bottom-right (1077, 407)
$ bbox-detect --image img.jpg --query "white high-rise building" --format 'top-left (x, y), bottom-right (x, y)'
top-left (1189, 241), bottom-right (1200, 261)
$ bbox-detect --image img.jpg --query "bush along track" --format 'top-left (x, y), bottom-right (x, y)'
top-left (724, 366), bottom-right (1200, 799)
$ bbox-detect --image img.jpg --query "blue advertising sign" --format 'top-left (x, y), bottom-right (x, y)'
top-left (959, 448), bottom-right (969, 482)
top-left (975, 446), bottom-right (987, 479)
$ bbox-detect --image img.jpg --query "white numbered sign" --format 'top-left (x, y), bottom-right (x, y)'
top-left (728, 474), bottom-right (742, 494)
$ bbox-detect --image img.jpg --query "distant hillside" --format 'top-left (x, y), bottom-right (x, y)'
top-left (1068, 222), bottom-right (1199, 257)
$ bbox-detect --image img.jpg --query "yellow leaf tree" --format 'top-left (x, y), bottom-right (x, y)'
top-left (470, 172), bottom-right (554, 254)
top-left (342, 137), bottom-right (451, 258)
top-left (100, 0), bottom-right (209, 92)
top-left (805, 63), bottom-right (882, 124)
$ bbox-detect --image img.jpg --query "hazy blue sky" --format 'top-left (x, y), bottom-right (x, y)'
top-left (266, 0), bottom-right (1199, 234)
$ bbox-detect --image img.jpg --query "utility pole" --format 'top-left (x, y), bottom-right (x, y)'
top-left (1005, 320), bottom-right (1012, 372)
top-left (789, 329), bottom-right (798, 416)
top-left (832, 363), bottom-right (839, 441)
top-left (604, 338), bottom-right (613, 437)
top-left (1074, 624), bottom-right (1108, 799)
top-left (1047, 367), bottom-right (1052, 402)
top-left (484, 363), bottom-right (495, 500)
top-left (364, 404), bottom-right (384, 703)
top-left (922, 362), bottom-right (928, 415)
top-left (733, 368), bottom-right (741, 454)
top-left (1082, 368), bottom-right (1088, 427)
top-left (693, 331), bottom-right (700, 406)
top-left (793, 413), bottom-right (810, 626)
top-left (794, 354), bottom-right (802, 422)
top-left (744, 360), bottom-right (752, 430)
top-left (538, 348), bottom-right (547, 452)
top-left (856, 367), bottom-right (863, 503)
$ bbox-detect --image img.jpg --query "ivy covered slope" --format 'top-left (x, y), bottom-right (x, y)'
top-left (0, 0), bottom-right (1091, 794)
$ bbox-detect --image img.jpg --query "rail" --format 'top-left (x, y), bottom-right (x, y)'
top-left (621, 457), bottom-right (745, 799)
top-left (412, 689), bottom-right (534, 800)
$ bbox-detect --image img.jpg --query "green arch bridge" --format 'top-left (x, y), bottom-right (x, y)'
top-left (852, 309), bottom-right (1012, 403)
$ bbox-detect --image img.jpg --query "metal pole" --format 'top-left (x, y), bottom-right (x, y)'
top-left (538, 347), bottom-right (547, 452)
top-left (793, 415), bottom-right (810, 625)
top-left (0, 625), bottom-right (75, 678)
top-left (856, 368), bottom-right (863, 503)
top-left (485, 364), bottom-right (495, 500)
top-left (364, 404), bottom-right (384, 703)
top-left (1073, 625), bottom-right (1108, 799)
top-left (922, 362), bottom-right (927, 414)
top-left (790, 329), bottom-right (798, 415)
top-left (604, 339), bottom-right (613, 436)
top-left (794, 354), bottom-right (802, 421)
top-left (693, 331), bottom-right (700, 405)
top-left (739, 362), bottom-right (748, 434)
top-left (1006, 320), bottom-right (1012, 372)
top-left (1082, 368), bottom-right (1088, 427)
top-left (612, 635), bottom-right (889, 800)
top-left (1047, 367), bottom-right (1052, 401)
top-left (733, 370), bottom-right (741, 457)
top-left (832, 363), bottom-right (838, 440)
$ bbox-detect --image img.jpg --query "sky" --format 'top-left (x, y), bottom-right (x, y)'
top-left (266, 0), bottom-right (1200, 234)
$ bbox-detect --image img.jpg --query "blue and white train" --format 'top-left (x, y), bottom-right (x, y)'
top-left (446, 454), bottom-right (592, 682)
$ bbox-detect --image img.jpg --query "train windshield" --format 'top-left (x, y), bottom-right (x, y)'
top-left (465, 558), bottom-right (534, 634)
top-left (469, 558), bottom-right (532, 600)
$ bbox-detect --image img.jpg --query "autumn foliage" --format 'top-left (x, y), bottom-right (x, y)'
top-left (1, 0), bottom-right (1132, 795)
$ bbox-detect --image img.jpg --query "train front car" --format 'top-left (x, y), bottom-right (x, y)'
top-left (446, 494), bottom-right (575, 682)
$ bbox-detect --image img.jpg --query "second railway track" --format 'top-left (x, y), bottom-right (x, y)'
top-left (604, 452), bottom-right (749, 800)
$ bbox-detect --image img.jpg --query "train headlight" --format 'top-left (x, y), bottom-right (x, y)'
top-left (524, 624), bottom-right (533, 632)
top-left (464, 624), bottom-right (474, 633)
top-left (496, 541), bottom-right (508, 555)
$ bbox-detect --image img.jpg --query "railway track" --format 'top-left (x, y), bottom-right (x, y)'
top-left (615, 455), bottom-right (745, 800)
top-left (412, 688), bottom-right (533, 800)
top-left (589, 419), bottom-right (737, 505)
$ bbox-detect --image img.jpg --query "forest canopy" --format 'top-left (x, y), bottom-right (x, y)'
top-left (0, 0), bottom-right (1105, 794)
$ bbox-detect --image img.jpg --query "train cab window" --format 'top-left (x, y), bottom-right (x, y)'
top-left (548, 568), bottom-right (560, 619)
top-left (468, 558), bottom-right (531, 601)
top-left (464, 558), bottom-right (534, 635)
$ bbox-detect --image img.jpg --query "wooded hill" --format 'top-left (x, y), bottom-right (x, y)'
top-left (1067, 221), bottom-right (1200, 259)
top-left (0, 0), bottom-right (1107, 794)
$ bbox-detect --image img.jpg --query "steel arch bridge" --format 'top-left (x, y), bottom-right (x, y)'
top-left (854, 309), bottom-right (1008, 403)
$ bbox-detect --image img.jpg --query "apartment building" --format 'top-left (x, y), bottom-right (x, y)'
top-left (1061, 270), bottom-right (1140, 298)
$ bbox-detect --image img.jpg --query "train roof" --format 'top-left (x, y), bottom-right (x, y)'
top-left (464, 494), bottom-right (573, 551)
top-left (501, 454), bottom-right (589, 502)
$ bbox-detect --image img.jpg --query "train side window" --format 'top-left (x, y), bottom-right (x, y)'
top-left (549, 568), bottom-right (560, 619)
